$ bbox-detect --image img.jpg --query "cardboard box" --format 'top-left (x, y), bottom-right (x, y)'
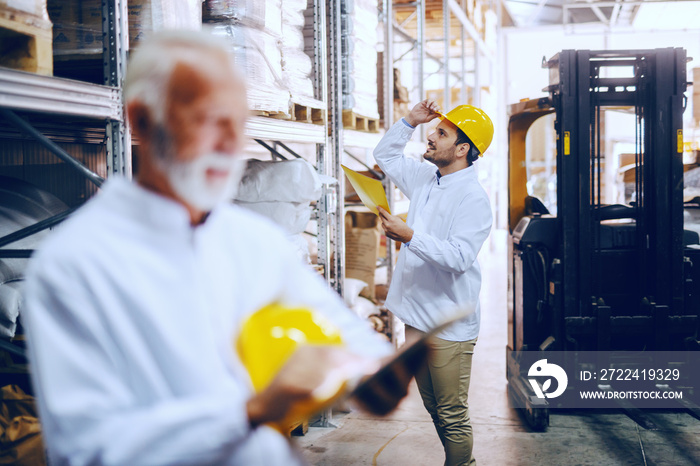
top-left (47, 0), bottom-right (102, 56)
top-left (345, 211), bottom-right (380, 299)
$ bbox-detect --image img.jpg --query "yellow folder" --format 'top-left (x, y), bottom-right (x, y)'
top-left (341, 165), bottom-right (391, 216)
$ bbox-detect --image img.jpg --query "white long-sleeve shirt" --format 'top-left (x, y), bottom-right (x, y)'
top-left (374, 120), bottom-right (493, 342)
top-left (22, 177), bottom-right (391, 466)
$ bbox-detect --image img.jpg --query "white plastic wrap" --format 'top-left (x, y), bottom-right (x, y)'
top-left (202, 0), bottom-right (265, 26)
top-left (0, 284), bottom-right (20, 339)
top-left (339, 0), bottom-right (379, 118)
top-left (128, 0), bottom-right (202, 48)
top-left (2, 0), bottom-right (48, 19)
top-left (211, 22), bottom-right (291, 114)
top-left (343, 278), bottom-right (368, 307)
top-left (47, 0), bottom-right (202, 56)
top-left (235, 159), bottom-right (322, 203)
top-left (234, 200), bottom-right (311, 235)
top-left (47, 0), bottom-right (103, 55)
top-left (351, 297), bottom-right (379, 320)
top-left (281, 0), bottom-right (314, 100)
top-left (287, 233), bottom-right (311, 264)
top-left (207, 0), bottom-right (317, 113)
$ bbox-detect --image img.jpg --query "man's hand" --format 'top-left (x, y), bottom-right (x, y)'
top-left (246, 346), bottom-right (379, 428)
top-left (404, 99), bottom-right (441, 128)
top-left (378, 207), bottom-right (413, 244)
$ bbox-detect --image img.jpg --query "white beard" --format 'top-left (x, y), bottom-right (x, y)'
top-left (161, 153), bottom-right (246, 211)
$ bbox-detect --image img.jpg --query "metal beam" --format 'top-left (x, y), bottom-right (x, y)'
top-left (0, 69), bottom-right (121, 120)
top-left (392, 22), bottom-right (466, 81)
top-left (254, 139), bottom-right (289, 160)
top-left (0, 207), bottom-right (77, 249)
top-left (0, 109), bottom-right (104, 187)
top-left (586, 0), bottom-right (610, 24)
top-left (526, 0), bottom-right (552, 26)
top-left (400, 10), bottom-right (417, 27)
top-left (344, 150), bottom-right (384, 179)
top-left (448, 0), bottom-right (491, 57)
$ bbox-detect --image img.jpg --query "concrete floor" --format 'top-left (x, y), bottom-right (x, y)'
top-left (296, 231), bottom-right (700, 465)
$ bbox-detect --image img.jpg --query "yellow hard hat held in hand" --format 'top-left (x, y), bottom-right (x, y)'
top-left (236, 302), bottom-right (345, 430)
top-left (438, 105), bottom-right (494, 156)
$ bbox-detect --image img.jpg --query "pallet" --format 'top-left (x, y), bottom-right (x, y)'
top-left (251, 102), bottom-right (326, 126)
top-left (342, 110), bottom-right (379, 133)
top-left (291, 102), bottom-right (326, 126)
top-left (250, 109), bottom-right (291, 120)
top-left (0, 8), bottom-right (53, 76)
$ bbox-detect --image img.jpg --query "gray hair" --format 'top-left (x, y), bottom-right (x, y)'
top-left (123, 28), bottom-right (237, 124)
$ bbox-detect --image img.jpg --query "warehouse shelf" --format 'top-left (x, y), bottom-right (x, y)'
top-left (0, 69), bottom-right (122, 121)
top-left (343, 129), bottom-right (384, 150)
top-left (246, 116), bottom-right (326, 145)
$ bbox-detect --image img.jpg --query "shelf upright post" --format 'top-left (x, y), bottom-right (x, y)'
top-left (417, 0), bottom-right (426, 141)
top-left (314, 0), bottom-right (332, 289)
top-left (310, 0), bottom-right (344, 429)
top-left (382, 0), bottom-right (398, 345)
top-left (444, 0), bottom-right (450, 110)
top-left (103, 0), bottom-right (131, 177)
top-left (328, 0), bottom-right (345, 299)
top-left (474, 25), bottom-right (481, 108)
top-left (460, 1), bottom-right (466, 105)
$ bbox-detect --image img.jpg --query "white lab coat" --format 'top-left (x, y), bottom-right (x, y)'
top-left (22, 178), bottom-right (390, 465)
top-left (374, 120), bottom-right (493, 341)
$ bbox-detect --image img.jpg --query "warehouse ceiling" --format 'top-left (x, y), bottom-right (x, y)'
top-left (503, 0), bottom-right (700, 28)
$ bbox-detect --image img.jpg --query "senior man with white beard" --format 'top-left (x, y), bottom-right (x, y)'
top-left (21, 30), bottom-right (402, 465)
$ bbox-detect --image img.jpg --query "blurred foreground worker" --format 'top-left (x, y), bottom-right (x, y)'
top-left (373, 100), bottom-right (493, 465)
top-left (22, 30), bottom-right (410, 465)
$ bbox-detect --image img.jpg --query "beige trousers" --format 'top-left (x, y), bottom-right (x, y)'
top-left (406, 325), bottom-right (477, 466)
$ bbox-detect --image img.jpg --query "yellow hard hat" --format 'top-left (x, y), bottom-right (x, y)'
top-left (438, 105), bottom-right (494, 156)
top-left (236, 303), bottom-right (344, 428)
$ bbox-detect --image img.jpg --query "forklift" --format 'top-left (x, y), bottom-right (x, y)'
top-left (506, 48), bottom-right (700, 430)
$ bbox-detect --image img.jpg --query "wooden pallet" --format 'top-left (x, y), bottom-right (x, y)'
top-left (342, 110), bottom-right (380, 133)
top-left (251, 102), bottom-right (327, 126)
top-left (250, 109), bottom-right (292, 120)
top-left (291, 102), bottom-right (326, 126)
top-left (0, 8), bottom-right (53, 75)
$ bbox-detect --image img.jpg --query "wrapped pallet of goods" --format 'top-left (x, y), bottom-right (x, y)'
top-left (46, 0), bottom-right (200, 82)
top-left (0, 0), bottom-right (53, 75)
top-left (206, 0), bottom-right (323, 121)
top-left (340, 0), bottom-right (380, 132)
top-left (128, 0), bottom-right (202, 47)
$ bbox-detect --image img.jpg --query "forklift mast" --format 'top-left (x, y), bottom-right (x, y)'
top-left (509, 48), bottom-right (700, 355)
top-left (554, 49), bottom-right (692, 347)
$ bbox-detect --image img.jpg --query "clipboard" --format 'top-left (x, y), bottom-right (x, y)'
top-left (341, 165), bottom-right (391, 216)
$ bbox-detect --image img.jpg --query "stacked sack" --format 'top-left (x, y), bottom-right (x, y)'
top-left (234, 159), bottom-right (322, 263)
top-left (281, 0), bottom-right (315, 100)
top-left (205, 0), bottom-right (316, 115)
top-left (205, 0), bottom-right (289, 114)
top-left (341, 0), bottom-right (380, 119)
top-left (302, 0), bottom-right (379, 118)
top-left (128, 0), bottom-right (202, 47)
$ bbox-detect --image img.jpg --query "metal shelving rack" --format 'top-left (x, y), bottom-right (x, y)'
top-left (0, 0), bottom-right (344, 289)
top-left (0, 1), bottom-right (130, 178)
